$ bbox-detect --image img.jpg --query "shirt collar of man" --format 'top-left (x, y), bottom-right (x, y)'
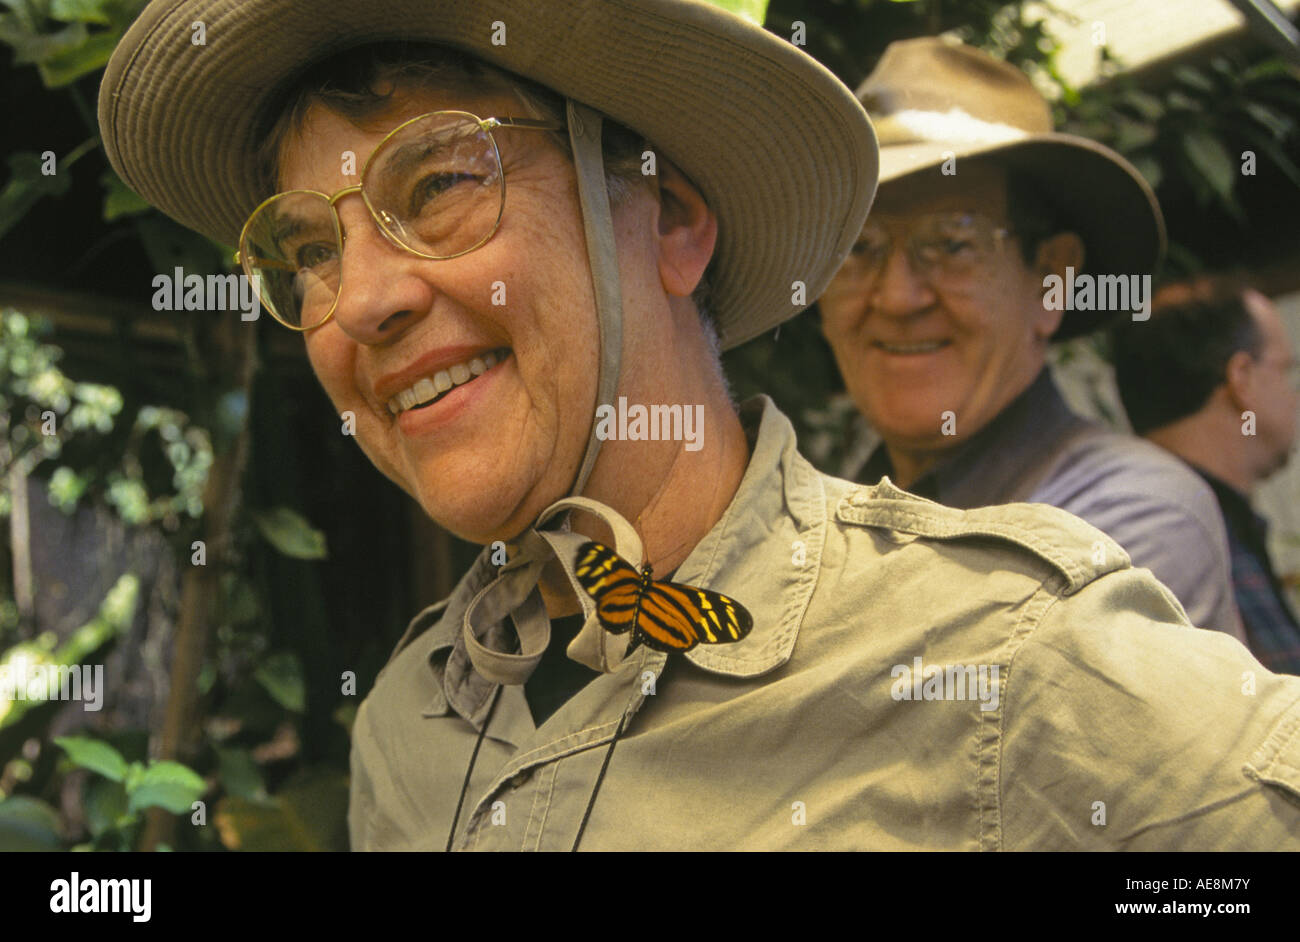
top-left (394, 394), bottom-right (828, 726)
top-left (861, 367), bottom-right (1081, 506)
top-left (1190, 466), bottom-right (1270, 547)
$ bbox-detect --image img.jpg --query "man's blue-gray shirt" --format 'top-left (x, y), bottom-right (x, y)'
top-left (859, 368), bottom-right (1244, 640)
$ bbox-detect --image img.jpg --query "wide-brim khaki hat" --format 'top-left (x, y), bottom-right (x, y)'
top-left (858, 37), bottom-right (1166, 340)
top-left (97, 0), bottom-right (878, 351)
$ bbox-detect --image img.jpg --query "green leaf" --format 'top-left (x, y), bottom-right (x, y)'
top-left (1128, 153), bottom-right (1163, 191)
top-left (705, 0), bottom-right (768, 25)
top-left (50, 0), bottom-right (112, 24)
top-left (1242, 102), bottom-right (1295, 139)
top-left (1240, 135), bottom-right (1300, 190)
top-left (101, 168), bottom-right (150, 221)
top-left (0, 796), bottom-right (62, 851)
top-left (1119, 89), bottom-right (1164, 122)
top-left (1173, 65), bottom-right (1216, 95)
top-left (215, 746), bottom-right (267, 801)
top-left (126, 760), bottom-right (206, 815)
top-left (0, 151), bottom-right (73, 241)
top-left (1181, 129), bottom-right (1237, 203)
top-left (250, 506), bottom-right (328, 560)
top-left (0, 18), bottom-right (86, 68)
top-left (83, 778), bottom-right (129, 837)
top-left (1111, 116), bottom-right (1156, 153)
top-left (123, 760), bottom-right (145, 793)
top-left (254, 651), bottom-right (306, 713)
top-left (37, 27), bottom-right (118, 85)
top-left (54, 735), bottom-right (129, 782)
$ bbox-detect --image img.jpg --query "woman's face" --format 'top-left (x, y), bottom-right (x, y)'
top-left (280, 85), bottom-right (607, 543)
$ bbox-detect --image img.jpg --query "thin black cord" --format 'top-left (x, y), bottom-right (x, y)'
top-left (571, 708), bottom-right (629, 852)
top-left (445, 683), bottom-right (503, 852)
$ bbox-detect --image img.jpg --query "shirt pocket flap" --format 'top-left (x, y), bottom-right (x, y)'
top-left (1245, 694), bottom-right (1300, 803)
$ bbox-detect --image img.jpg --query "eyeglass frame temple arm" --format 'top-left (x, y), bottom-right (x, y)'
top-left (483, 116), bottom-right (565, 132)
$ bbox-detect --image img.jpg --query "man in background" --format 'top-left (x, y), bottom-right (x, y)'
top-left (1114, 279), bottom-right (1300, 674)
top-left (819, 37), bottom-right (1244, 639)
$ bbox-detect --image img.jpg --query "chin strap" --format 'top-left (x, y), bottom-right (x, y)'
top-left (567, 98), bottom-right (624, 496)
top-left (462, 497), bottom-right (644, 684)
top-left (460, 100), bottom-right (633, 686)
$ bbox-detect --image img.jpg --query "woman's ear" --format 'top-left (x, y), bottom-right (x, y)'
top-left (654, 158), bottom-right (718, 298)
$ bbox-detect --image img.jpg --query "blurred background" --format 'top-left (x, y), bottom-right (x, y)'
top-left (1, 0), bottom-right (1297, 851)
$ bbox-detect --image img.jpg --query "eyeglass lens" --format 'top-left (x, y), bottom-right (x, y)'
top-left (239, 112), bottom-right (505, 328)
top-left (840, 213), bottom-right (1006, 287)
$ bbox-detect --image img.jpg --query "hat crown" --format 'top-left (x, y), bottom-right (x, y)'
top-left (857, 37), bottom-right (1052, 142)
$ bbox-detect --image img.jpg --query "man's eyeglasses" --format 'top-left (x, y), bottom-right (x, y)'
top-left (236, 110), bottom-right (563, 331)
top-left (830, 212), bottom-right (1015, 293)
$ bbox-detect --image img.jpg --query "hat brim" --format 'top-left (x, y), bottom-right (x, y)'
top-left (877, 133), bottom-right (1166, 339)
top-left (98, 0), bottom-right (877, 351)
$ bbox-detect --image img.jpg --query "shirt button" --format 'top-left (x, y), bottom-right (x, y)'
top-left (510, 770), bottom-right (531, 787)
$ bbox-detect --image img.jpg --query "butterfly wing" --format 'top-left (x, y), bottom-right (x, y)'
top-left (574, 541), bottom-right (644, 636)
top-left (636, 580), bottom-right (755, 653)
top-left (574, 541), bottom-right (754, 654)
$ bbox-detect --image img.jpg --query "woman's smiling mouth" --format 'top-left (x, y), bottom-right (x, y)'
top-left (385, 347), bottom-right (512, 416)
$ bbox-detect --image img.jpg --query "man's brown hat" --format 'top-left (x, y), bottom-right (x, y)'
top-left (857, 37), bottom-right (1166, 338)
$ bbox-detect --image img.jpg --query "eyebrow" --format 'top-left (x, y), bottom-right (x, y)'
top-left (269, 212), bottom-right (332, 244)
top-left (380, 126), bottom-right (475, 180)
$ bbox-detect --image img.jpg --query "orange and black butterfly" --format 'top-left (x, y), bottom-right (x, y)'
top-left (574, 541), bottom-right (753, 654)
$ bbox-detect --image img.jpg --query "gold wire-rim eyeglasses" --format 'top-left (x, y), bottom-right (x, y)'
top-left (833, 212), bottom-right (1017, 291)
top-left (235, 111), bottom-right (564, 331)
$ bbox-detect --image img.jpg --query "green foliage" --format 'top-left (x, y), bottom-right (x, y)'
top-left (0, 310), bottom-right (214, 534)
top-left (0, 150), bottom-right (71, 242)
top-left (0, 794), bottom-right (62, 849)
top-left (0, 736), bottom-right (209, 849)
top-left (0, 572), bottom-right (137, 729)
top-left (126, 760), bottom-right (206, 814)
top-left (254, 651), bottom-right (306, 713)
top-left (0, 309), bottom-right (123, 491)
top-left (708, 0), bottom-right (770, 25)
top-left (52, 735), bottom-right (126, 781)
top-left (250, 507), bottom-right (328, 561)
top-left (0, 0), bottom-right (148, 86)
top-left (1059, 50), bottom-right (1300, 236)
top-left (100, 168), bottom-right (150, 221)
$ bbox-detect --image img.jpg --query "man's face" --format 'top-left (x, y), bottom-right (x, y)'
top-left (819, 162), bottom-right (1062, 453)
top-left (279, 86), bottom-right (602, 543)
top-left (1243, 290), bottom-right (1299, 475)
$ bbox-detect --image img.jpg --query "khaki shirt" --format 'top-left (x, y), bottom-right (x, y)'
top-left (350, 397), bottom-right (1300, 850)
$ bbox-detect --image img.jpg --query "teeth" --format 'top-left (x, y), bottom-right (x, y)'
top-left (387, 348), bottom-right (508, 416)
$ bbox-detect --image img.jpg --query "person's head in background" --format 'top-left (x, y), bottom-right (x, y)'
top-left (1113, 277), bottom-right (1300, 495)
top-left (817, 37), bottom-right (1161, 489)
top-left (818, 156), bottom-right (1081, 487)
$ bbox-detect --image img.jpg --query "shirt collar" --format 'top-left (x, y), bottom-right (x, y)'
top-left (677, 395), bottom-right (826, 677)
top-left (860, 367), bottom-right (1079, 505)
top-left (1190, 466), bottom-right (1269, 543)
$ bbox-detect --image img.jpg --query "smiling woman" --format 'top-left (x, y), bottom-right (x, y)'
top-left (96, 0), bottom-right (1300, 855)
